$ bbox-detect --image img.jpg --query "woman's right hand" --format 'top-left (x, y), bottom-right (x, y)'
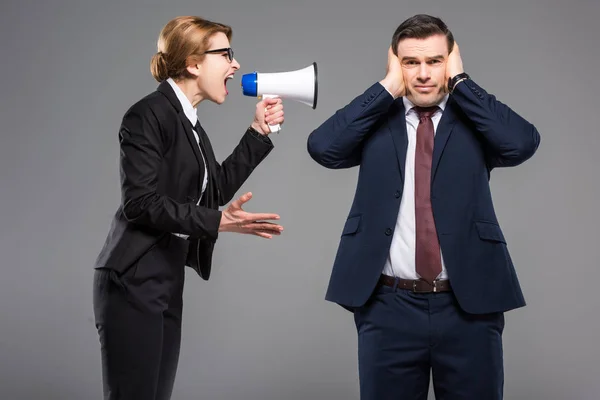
top-left (219, 192), bottom-right (283, 239)
top-left (251, 98), bottom-right (284, 136)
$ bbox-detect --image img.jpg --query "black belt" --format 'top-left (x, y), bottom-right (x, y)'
top-left (378, 274), bottom-right (452, 293)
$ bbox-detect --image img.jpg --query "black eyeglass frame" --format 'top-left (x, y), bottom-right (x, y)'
top-left (201, 47), bottom-right (234, 63)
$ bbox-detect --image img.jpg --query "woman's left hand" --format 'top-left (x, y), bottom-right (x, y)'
top-left (251, 97), bottom-right (284, 135)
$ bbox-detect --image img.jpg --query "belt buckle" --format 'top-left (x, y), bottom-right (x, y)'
top-left (412, 279), bottom-right (437, 293)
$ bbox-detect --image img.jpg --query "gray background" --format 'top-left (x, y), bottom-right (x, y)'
top-left (1, 0), bottom-right (599, 399)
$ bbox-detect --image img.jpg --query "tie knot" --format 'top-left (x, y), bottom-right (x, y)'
top-left (414, 106), bottom-right (439, 120)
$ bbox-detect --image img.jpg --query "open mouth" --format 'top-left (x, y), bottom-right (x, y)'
top-left (224, 74), bottom-right (234, 95)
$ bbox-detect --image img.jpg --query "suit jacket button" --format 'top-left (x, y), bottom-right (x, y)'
top-left (395, 191), bottom-right (401, 198)
top-left (385, 228), bottom-right (392, 236)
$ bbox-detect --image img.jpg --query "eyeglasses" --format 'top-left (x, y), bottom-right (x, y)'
top-left (201, 47), bottom-right (234, 63)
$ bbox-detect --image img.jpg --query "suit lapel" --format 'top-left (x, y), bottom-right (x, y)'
top-left (387, 98), bottom-right (409, 182)
top-left (157, 81), bottom-right (209, 202)
top-left (432, 96), bottom-right (458, 182)
top-left (181, 115), bottom-right (204, 169)
top-left (194, 122), bottom-right (219, 208)
top-left (157, 81), bottom-right (205, 169)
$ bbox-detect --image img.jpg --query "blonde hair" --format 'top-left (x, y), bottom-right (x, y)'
top-left (150, 16), bottom-right (232, 82)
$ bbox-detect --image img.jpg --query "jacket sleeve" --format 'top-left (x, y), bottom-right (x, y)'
top-left (451, 79), bottom-right (541, 168)
top-left (119, 102), bottom-right (221, 240)
top-left (213, 127), bottom-right (274, 206)
top-left (307, 83), bottom-right (395, 169)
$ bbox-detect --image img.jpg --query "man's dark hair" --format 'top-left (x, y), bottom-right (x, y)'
top-left (391, 14), bottom-right (454, 55)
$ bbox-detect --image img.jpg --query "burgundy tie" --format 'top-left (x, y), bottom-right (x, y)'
top-left (414, 106), bottom-right (442, 284)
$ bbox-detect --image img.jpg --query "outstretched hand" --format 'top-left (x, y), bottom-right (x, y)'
top-left (219, 192), bottom-right (283, 239)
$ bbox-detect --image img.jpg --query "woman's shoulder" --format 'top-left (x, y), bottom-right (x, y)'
top-left (123, 87), bottom-right (176, 123)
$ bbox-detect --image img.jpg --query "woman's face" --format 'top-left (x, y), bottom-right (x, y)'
top-left (194, 32), bottom-right (240, 104)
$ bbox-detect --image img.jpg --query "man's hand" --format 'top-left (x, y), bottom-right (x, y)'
top-left (379, 46), bottom-right (406, 99)
top-left (219, 192), bottom-right (283, 239)
top-left (251, 98), bottom-right (284, 135)
top-left (445, 42), bottom-right (465, 85)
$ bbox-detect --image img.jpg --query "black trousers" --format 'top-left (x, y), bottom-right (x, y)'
top-left (93, 234), bottom-right (188, 400)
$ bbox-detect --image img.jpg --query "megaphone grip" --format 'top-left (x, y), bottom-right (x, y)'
top-left (263, 94), bottom-right (281, 133)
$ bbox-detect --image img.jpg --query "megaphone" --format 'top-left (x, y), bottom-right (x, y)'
top-left (241, 62), bottom-right (318, 133)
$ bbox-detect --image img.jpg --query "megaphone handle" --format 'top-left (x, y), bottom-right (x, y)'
top-left (262, 94), bottom-right (281, 133)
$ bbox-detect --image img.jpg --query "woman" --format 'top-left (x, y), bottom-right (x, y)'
top-left (93, 16), bottom-right (284, 400)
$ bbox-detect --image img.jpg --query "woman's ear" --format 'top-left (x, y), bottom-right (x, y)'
top-left (186, 63), bottom-right (201, 78)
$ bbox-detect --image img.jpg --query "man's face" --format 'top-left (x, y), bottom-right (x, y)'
top-left (397, 34), bottom-right (449, 107)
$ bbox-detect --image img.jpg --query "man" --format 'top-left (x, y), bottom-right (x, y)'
top-left (307, 14), bottom-right (540, 400)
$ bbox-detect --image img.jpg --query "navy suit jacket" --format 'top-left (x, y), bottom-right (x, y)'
top-left (307, 80), bottom-right (540, 314)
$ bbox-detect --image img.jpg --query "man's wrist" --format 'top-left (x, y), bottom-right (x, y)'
top-left (447, 72), bottom-right (470, 93)
top-left (379, 77), bottom-right (403, 99)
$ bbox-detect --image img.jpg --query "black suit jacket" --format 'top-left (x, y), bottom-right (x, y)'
top-left (95, 81), bottom-right (274, 279)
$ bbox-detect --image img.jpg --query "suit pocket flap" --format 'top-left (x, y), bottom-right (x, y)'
top-left (475, 221), bottom-right (506, 243)
top-left (342, 215), bottom-right (361, 235)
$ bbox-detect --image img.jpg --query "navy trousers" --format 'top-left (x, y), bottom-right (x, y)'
top-left (353, 283), bottom-right (505, 400)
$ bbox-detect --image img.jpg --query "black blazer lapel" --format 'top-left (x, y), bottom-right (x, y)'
top-left (432, 96), bottom-right (458, 183)
top-left (181, 115), bottom-right (205, 170)
top-left (387, 98), bottom-right (409, 183)
top-left (157, 81), bottom-right (207, 199)
top-left (194, 122), bottom-right (219, 209)
top-left (157, 81), bottom-right (205, 169)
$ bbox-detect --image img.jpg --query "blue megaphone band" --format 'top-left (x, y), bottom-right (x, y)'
top-left (241, 72), bottom-right (258, 97)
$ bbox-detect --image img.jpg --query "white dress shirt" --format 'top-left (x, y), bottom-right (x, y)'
top-left (382, 93), bottom-right (450, 280)
top-left (166, 78), bottom-right (208, 239)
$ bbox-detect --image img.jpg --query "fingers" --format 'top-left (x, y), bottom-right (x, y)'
top-left (254, 98), bottom-right (279, 117)
top-left (385, 46), bottom-right (402, 77)
top-left (230, 191), bottom-right (252, 209)
top-left (250, 227), bottom-right (283, 239)
top-left (265, 101), bottom-right (284, 126)
top-left (266, 109), bottom-right (284, 125)
top-left (445, 41), bottom-right (464, 82)
top-left (253, 98), bottom-right (284, 134)
top-left (241, 222), bottom-right (283, 239)
top-left (263, 97), bottom-right (282, 107)
top-left (245, 222), bottom-right (283, 232)
top-left (253, 231), bottom-right (275, 239)
top-left (258, 97), bottom-right (281, 115)
top-left (265, 103), bottom-right (283, 114)
top-left (244, 212), bottom-right (281, 221)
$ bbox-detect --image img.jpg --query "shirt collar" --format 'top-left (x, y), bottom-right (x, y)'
top-left (166, 77), bottom-right (198, 126)
top-left (402, 93), bottom-right (449, 116)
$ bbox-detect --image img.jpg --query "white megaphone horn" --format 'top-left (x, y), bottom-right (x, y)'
top-left (241, 62), bottom-right (318, 133)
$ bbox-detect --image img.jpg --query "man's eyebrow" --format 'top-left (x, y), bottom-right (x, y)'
top-left (400, 55), bottom-right (445, 61)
